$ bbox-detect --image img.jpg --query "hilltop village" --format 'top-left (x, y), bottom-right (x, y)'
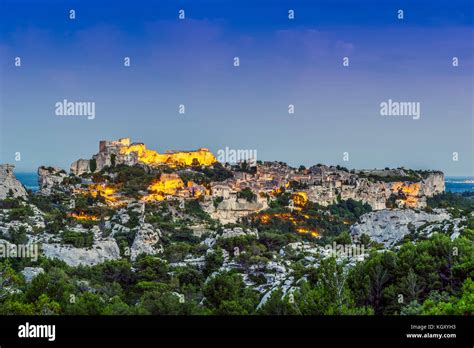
top-left (0, 138), bottom-right (472, 315)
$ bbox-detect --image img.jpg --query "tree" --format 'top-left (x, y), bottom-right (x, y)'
top-left (258, 289), bottom-right (300, 315)
top-left (35, 294), bottom-right (61, 315)
top-left (348, 251), bottom-right (396, 314)
top-left (334, 231), bottom-right (352, 245)
top-left (398, 269), bottom-right (424, 304)
top-left (89, 159), bottom-right (97, 172)
top-left (0, 261), bottom-right (22, 301)
top-left (139, 290), bottom-right (203, 315)
top-left (65, 292), bottom-right (105, 315)
top-left (295, 258), bottom-right (371, 315)
top-left (203, 249), bottom-right (224, 277)
top-left (203, 271), bottom-right (258, 314)
top-left (134, 256), bottom-right (169, 283)
top-left (420, 278), bottom-right (474, 315)
top-left (237, 188), bottom-right (257, 202)
top-left (26, 267), bottom-right (73, 306)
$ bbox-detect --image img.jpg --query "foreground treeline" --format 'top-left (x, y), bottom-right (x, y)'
top-left (0, 233), bottom-right (472, 315)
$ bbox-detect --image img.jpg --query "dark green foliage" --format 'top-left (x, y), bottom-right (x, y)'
top-left (89, 159), bottom-right (97, 173)
top-left (184, 163), bottom-right (234, 185)
top-left (62, 176), bottom-right (82, 186)
top-left (334, 231), bottom-right (352, 245)
top-left (110, 165), bottom-right (155, 197)
top-left (61, 231), bottom-right (94, 248)
top-left (327, 198), bottom-right (372, 221)
top-left (203, 271), bottom-right (258, 314)
top-left (427, 192), bottom-right (474, 211)
top-left (203, 249), bottom-right (224, 277)
top-left (233, 161), bottom-right (257, 174)
top-left (259, 230), bottom-right (298, 251)
top-left (348, 233), bottom-right (474, 315)
top-left (269, 192), bottom-right (291, 209)
top-left (213, 196), bottom-right (224, 208)
top-left (114, 229), bottom-right (137, 256)
top-left (0, 198), bottom-right (21, 210)
top-left (288, 180), bottom-right (308, 190)
top-left (7, 204), bottom-right (34, 222)
top-left (110, 154), bottom-right (116, 167)
top-left (216, 235), bottom-right (259, 253)
top-left (5, 226), bottom-right (28, 245)
top-left (357, 169), bottom-right (434, 183)
top-left (184, 200), bottom-right (212, 221)
top-left (237, 187), bottom-right (256, 202)
top-left (44, 209), bottom-right (67, 234)
top-left (260, 258), bottom-right (372, 315)
top-left (163, 242), bottom-right (191, 263)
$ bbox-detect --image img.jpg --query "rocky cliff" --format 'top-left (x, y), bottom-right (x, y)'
top-left (38, 166), bottom-right (67, 195)
top-left (307, 172), bottom-right (444, 210)
top-left (202, 195), bottom-right (268, 224)
top-left (0, 164), bottom-right (28, 199)
top-left (42, 239), bottom-right (121, 267)
top-left (70, 159), bottom-right (90, 176)
top-left (350, 208), bottom-right (451, 247)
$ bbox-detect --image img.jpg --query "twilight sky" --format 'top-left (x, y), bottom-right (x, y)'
top-left (0, 0), bottom-right (473, 175)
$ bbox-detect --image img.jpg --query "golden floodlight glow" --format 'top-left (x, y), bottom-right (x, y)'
top-left (391, 182), bottom-right (421, 207)
top-left (295, 226), bottom-right (319, 237)
top-left (291, 191), bottom-right (308, 208)
top-left (88, 184), bottom-right (118, 203)
top-left (141, 174), bottom-right (187, 202)
top-left (257, 212), bottom-right (319, 238)
top-left (119, 143), bottom-right (217, 167)
top-left (69, 212), bottom-right (99, 221)
top-left (74, 184), bottom-right (121, 206)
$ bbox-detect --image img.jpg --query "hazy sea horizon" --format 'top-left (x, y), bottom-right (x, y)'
top-left (14, 172), bottom-right (474, 194)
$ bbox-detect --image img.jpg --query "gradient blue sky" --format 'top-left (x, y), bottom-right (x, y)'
top-left (1, 0), bottom-right (473, 175)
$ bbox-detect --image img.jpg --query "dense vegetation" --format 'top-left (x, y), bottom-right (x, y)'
top-left (356, 168), bottom-right (436, 183)
top-left (0, 232), bottom-right (471, 315)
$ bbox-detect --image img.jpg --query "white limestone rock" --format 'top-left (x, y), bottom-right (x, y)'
top-left (38, 166), bottom-right (67, 195)
top-left (42, 239), bottom-right (121, 267)
top-left (21, 267), bottom-right (44, 282)
top-left (130, 223), bottom-right (162, 261)
top-left (203, 195), bottom-right (268, 224)
top-left (350, 208), bottom-right (450, 248)
top-left (70, 159), bottom-right (90, 176)
top-left (0, 164), bottom-right (28, 199)
top-left (219, 227), bottom-right (258, 239)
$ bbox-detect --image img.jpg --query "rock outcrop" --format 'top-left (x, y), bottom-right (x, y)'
top-left (350, 208), bottom-right (450, 248)
top-left (42, 239), bottom-right (121, 267)
top-left (21, 267), bottom-right (44, 282)
top-left (38, 166), bottom-right (67, 195)
top-left (202, 195), bottom-right (268, 224)
top-left (219, 227), bottom-right (258, 239)
top-left (130, 223), bottom-right (162, 261)
top-left (0, 164), bottom-right (28, 200)
top-left (70, 159), bottom-right (90, 176)
top-left (307, 172), bottom-right (444, 210)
